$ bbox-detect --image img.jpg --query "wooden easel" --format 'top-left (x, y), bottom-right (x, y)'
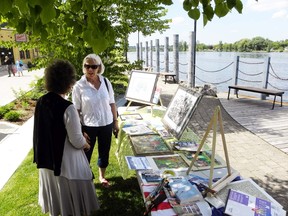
top-left (125, 96), bottom-right (164, 116)
top-left (186, 105), bottom-right (238, 194)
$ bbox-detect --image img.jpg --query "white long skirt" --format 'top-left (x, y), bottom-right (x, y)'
top-left (38, 169), bottom-right (100, 216)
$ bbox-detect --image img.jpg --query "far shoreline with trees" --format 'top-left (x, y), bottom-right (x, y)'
top-left (129, 36), bottom-right (288, 53)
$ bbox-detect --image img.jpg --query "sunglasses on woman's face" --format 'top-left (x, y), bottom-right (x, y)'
top-left (84, 64), bottom-right (100, 69)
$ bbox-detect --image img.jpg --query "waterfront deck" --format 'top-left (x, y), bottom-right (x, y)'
top-left (218, 93), bottom-right (288, 154)
top-left (158, 78), bottom-right (288, 155)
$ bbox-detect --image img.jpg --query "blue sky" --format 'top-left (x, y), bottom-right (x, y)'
top-left (128, 0), bottom-right (288, 46)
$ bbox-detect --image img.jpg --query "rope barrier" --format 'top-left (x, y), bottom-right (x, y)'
top-left (195, 62), bottom-right (234, 73)
top-left (238, 77), bottom-right (262, 83)
top-left (195, 76), bottom-right (232, 85)
top-left (239, 60), bottom-right (264, 65)
top-left (179, 62), bottom-right (188, 66)
top-left (143, 56), bottom-right (287, 96)
top-left (269, 64), bottom-right (288, 80)
top-left (268, 82), bottom-right (288, 91)
top-left (238, 69), bottom-right (263, 76)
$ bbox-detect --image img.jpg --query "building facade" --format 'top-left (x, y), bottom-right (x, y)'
top-left (0, 28), bottom-right (39, 65)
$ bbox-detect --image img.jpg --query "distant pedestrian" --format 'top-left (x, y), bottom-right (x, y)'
top-left (4, 56), bottom-right (14, 77)
top-left (15, 60), bottom-right (23, 76)
top-left (19, 59), bottom-right (24, 69)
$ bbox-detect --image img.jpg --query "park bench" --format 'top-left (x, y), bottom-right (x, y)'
top-left (160, 72), bottom-right (176, 84)
top-left (227, 85), bottom-right (284, 110)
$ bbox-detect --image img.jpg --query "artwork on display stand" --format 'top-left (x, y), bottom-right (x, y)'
top-left (146, 154), bottom-right (189, 171)
top-left (179, 151), bottom-right (226, 171)
top-left (125, 70), bottom-right (160, 108)
top-left (129, 134), bottom-right (173, 156)
top-left (120, 113), bottom-right (143, 121)
top-left (162, 86), bottom-right (203, 140)
top-left (122, 125), bottom-right (156, 136)
top-left (125, 156), bottom-right (152, 170)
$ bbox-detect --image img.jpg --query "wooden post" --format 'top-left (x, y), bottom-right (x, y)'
top-left (261, 57), bottom-right (271, 100)
top-left (145, 41), bottom-right (149, 68)
top-left (156, 39), bottom-right (160, 73)
top-left (192, 20), bottom-right (197, 88)
top-left (233, 56), bottom-right (240, 94)
top-left (136, 43), bottom-right (139, 61)
top-left (173, 34), bottom-right (179, 83)
top-left (140, 42), bottom-right (143, 63)
top-left (164, 37), bottom-right (169, 73)
top-left (150, 40), bottom-right (153, 69)
top-left (188, 31), bottom-right (195, 88)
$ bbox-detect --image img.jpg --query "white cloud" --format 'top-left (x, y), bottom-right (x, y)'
top-left (172, 16), bottom-right (185, 25)
top-left (246, 0), bottom-right (288, 12)
top-left (272, 9), bottom-right (288, 18)
top-left (230, 29), bottom-right (239, 33)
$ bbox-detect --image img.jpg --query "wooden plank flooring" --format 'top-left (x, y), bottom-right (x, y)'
top-left (218, 93), bottom-right (288, 154)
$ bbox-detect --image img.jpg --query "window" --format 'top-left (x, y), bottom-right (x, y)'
top-left (19, 50), bottom-right (25, 59)
top-left (25, 50), bottom-right (30, 59)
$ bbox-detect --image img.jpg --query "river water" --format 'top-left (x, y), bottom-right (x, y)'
top-left (127, 51), bottom-right (288, 102)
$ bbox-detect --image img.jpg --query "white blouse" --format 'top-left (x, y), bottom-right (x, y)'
top-left (72, 75), bottom-right (115, 127)
top-left (60, 105), bottom-right (92, 180)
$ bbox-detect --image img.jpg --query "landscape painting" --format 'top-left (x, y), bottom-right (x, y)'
top-left (129, 134), bottom-right (172, 156)
top-left (180, 151), bottom-right (226, 171)
top-left (146, 154), bottom-right (189, 171)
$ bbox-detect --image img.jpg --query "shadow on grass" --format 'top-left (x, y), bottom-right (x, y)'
top-left (253, 173), bottom-right (288, 212)
top-left (93, 176), bottom-right (145, 216)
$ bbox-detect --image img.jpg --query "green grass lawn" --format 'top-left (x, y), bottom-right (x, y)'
top-left (0, 137), bottom-right (145, 216)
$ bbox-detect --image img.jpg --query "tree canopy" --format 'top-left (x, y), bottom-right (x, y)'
top-left (183, 0), bottom-right (243, 25)
top-left (0, 0), bottom-right (247, 54)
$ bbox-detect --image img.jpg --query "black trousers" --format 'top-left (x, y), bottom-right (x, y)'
top-left (82, 123), bottom-right (113, 168)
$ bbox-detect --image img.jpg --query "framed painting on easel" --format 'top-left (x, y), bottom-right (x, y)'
top-left (125, 70), bottom-right (160, 106)
top-left (162, 86), bottom-right (203, 140)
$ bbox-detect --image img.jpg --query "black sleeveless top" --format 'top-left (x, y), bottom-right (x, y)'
top-left (33, 92), bottom-right (72, 176)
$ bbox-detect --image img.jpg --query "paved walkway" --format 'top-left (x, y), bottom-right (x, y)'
top-left (0, 68), bottom-right (44, 190)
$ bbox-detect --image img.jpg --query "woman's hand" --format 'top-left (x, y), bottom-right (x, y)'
top-left (113, 120), bottom-right (119, 138)
top-left (83, 143), bottom-right (91, 152)
top-left (83, 132), bottom-right (90, 144)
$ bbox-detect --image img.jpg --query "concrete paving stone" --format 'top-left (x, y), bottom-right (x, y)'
top-left (0, 121), bottom-right (19, 134)
top-left (255, 152), bottom-right (275, 160)
top-left (258, 165), bottom-right (276, 173)
top-left (265, 160), bottom-right (284, 168)
top-left (268, 170), bottom-right (288, 179)
top-left (252, 171), bottom-right (271, 179)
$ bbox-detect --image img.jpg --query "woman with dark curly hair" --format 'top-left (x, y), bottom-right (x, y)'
top-left (33, 59), bottom-right (100, 216)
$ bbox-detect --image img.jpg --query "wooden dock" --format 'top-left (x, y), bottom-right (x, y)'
top-left (218, 93), bottom-right (288, 154)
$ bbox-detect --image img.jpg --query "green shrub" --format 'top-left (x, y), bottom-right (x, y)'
top-left (26, 91), bottom-right (43, 101)
top-left (4, 111), bottom-right (21, 122)
top-left (0, 103), bottom-right (15, 118)
top-left (21, 101), bottom-right (30, 110)
top-left (14, 89), bottom-right (34, 104)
